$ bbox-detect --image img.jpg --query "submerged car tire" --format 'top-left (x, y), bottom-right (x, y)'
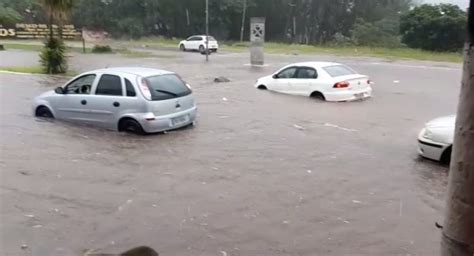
top-left (441, 146), bottom-right (452, 165)
top-left (257, 85), bottom-right (267, 90)
top-left (35, 106), bottom-right (54, 118)
top-left (179, 44), bottom-right (186, 51)
top-left (199, 45), bottom-right (205, 52)
top-left (310, 91), bottom-right (326, 101)
top-left (119, 118), bottom-right (145, 135)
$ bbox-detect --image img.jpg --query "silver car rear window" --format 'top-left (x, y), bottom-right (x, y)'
top-left (145, 74), bottom-right (191, 101)
top-left (323, 65), bottom-right (356, 77)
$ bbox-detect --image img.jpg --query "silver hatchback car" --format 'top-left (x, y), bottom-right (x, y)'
top-left (33, 67), bottom-right (197, 134)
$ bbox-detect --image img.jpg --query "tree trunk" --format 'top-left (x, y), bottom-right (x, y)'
top-left (49, 9), bottom-right (54, 41)
top-left (239, 0), bottom-right (247, 42)
top-left (441, 1), bottom-right (474, 255)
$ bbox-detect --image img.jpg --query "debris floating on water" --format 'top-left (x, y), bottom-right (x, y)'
top-left (214, 76), bottom-right (231, 83)
top-left (352, 200), bottom-right (362, 204)
top-left (323, 123), bottom-right (357, 132)
top-left (293, 124), bottom-right (305, 130)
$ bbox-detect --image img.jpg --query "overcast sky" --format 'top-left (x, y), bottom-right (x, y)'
top-left (422, 0), bottom-right (469, 9)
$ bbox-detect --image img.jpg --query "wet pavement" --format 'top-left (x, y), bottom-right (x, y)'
top-left (0, 48), bottom-right (462, 255)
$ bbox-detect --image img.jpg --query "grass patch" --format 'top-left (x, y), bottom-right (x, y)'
top-left (1, 43), bottom-right (43, 51)
top-left (116, 49), bottom-right (176, 59)
top-left (0, 66), bottom-right (77, 76)
top-left (1, 42), bottom-right (92, 53)
top-left (127, 37), bottom-right (181, 48)
top-left (117, 49), bottom-right (153, 58)
top-left (1, 38), bottom-right (462, 62)
top-left (223, 41), bottom-right (462, 62)
top-left (0, 66), bottom-right (43, 74)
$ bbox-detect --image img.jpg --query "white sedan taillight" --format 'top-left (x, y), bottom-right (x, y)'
top-left (333, 81), bottom-right (349, 88)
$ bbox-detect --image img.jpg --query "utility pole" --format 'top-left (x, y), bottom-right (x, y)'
top-left (441, 1), bottom-right (474, 255)
top-left (240, 0), bottom-right (247, 42)
top-left (205, 0), bottom-right (209, 62)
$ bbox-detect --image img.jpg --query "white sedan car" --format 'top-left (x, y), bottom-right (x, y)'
top-left (418, 115), bottom-right (455, 164)
top-left (254, 62), bottom-right (372, 101)
top-left (179, 35), bottom-right (219, 52)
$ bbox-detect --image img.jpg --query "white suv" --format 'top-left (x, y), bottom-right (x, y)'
top-left (179, 35), bottom-right (219, 52)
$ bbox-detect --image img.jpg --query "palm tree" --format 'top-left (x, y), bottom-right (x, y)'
top-left (41, 0), bottom-right (74, 40)
top-left (39, 0), bottom-right (73, 74)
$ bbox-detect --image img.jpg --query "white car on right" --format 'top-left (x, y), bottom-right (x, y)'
top-left (418, 115), bottom-right (455, 164)
top-left (254, 62), bottom-right (373, 101)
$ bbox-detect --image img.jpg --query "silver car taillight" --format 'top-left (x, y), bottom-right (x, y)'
top-left (138, 77), bottom-right (152, 100)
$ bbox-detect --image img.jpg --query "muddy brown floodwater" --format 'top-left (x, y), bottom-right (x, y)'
top-left (0, 48), bottom-right (462, 255)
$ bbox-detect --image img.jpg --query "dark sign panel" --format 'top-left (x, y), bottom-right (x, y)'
top-left (0, 24), bottom-right (81, 40)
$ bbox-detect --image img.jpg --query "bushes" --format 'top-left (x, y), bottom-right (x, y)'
top-left (400, 4), bottom-right (466, 52)
top-left (39, 38), bottom-right (67, 74)
top-left (92, 45), bottom-right (113, 53)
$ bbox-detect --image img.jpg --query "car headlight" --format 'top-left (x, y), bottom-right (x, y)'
top-left (422, 128), bottom-right (434, 140)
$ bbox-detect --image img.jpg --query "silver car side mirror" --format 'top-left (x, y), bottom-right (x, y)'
top-left (54, 87), bottom-right (65, 94)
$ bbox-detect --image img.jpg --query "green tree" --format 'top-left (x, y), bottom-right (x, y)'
top-left (0, 3), bottom-right (23, 24)
top-left (351, 18), bottom-right (401, 47)
top-left (400, 4), bottom-right (467, 51)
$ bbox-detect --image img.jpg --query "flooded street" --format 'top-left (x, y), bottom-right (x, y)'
top-left (0, 48), bottom-right (462, 255)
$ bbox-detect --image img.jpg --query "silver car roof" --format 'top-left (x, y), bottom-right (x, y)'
top-left (92, 67), bottom-right (174, 77)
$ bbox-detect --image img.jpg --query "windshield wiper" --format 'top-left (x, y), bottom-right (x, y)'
top-left (155, 89), bottom-right (179, 97)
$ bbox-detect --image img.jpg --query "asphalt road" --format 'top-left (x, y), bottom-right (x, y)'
top-left (0, 48), bottom-right (462, 256)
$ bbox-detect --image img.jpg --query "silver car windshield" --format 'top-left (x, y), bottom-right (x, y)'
top-left (145, 74), bottom-right (191, 101)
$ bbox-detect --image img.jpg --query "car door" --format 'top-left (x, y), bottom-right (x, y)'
top-left (270, 67), bottom-right (298, 93)
top-left (85, 73), bottom-right (125, 129)
top-left (292, 67), bottom-right (318, 95)
top-left (49, 74), bottom-right (98, 122)
top-left (119, 76), bottom-right (144, 118)
top-left (191, 36), bottom-right (202, 50)
top-left (183, 36), bottom-right (194, 49)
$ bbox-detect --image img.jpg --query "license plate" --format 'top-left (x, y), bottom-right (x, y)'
top-left (354, 93), bottom-right (364, 99)
top-left (172, 115), bottom-right (189, 126)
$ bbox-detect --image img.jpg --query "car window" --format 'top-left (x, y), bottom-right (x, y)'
top-left (277, 67), bottom-right (297, 79)
top-left (125, 79), bottom-right (136, 97)
top-left (65, 74), bottom-right (96, 94)
top-left (189, 36), bottom-right (201, 41)
top-left (95, 74), bottom-right (123, 96)
top-left (296, 67), bottom-right (318, 79)
top-left (145, 74), bottom-right (192, 101)
top-left (323, 65), bottom-right (356, 77)
top-left (207, 36), bottom-right (216, 41)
